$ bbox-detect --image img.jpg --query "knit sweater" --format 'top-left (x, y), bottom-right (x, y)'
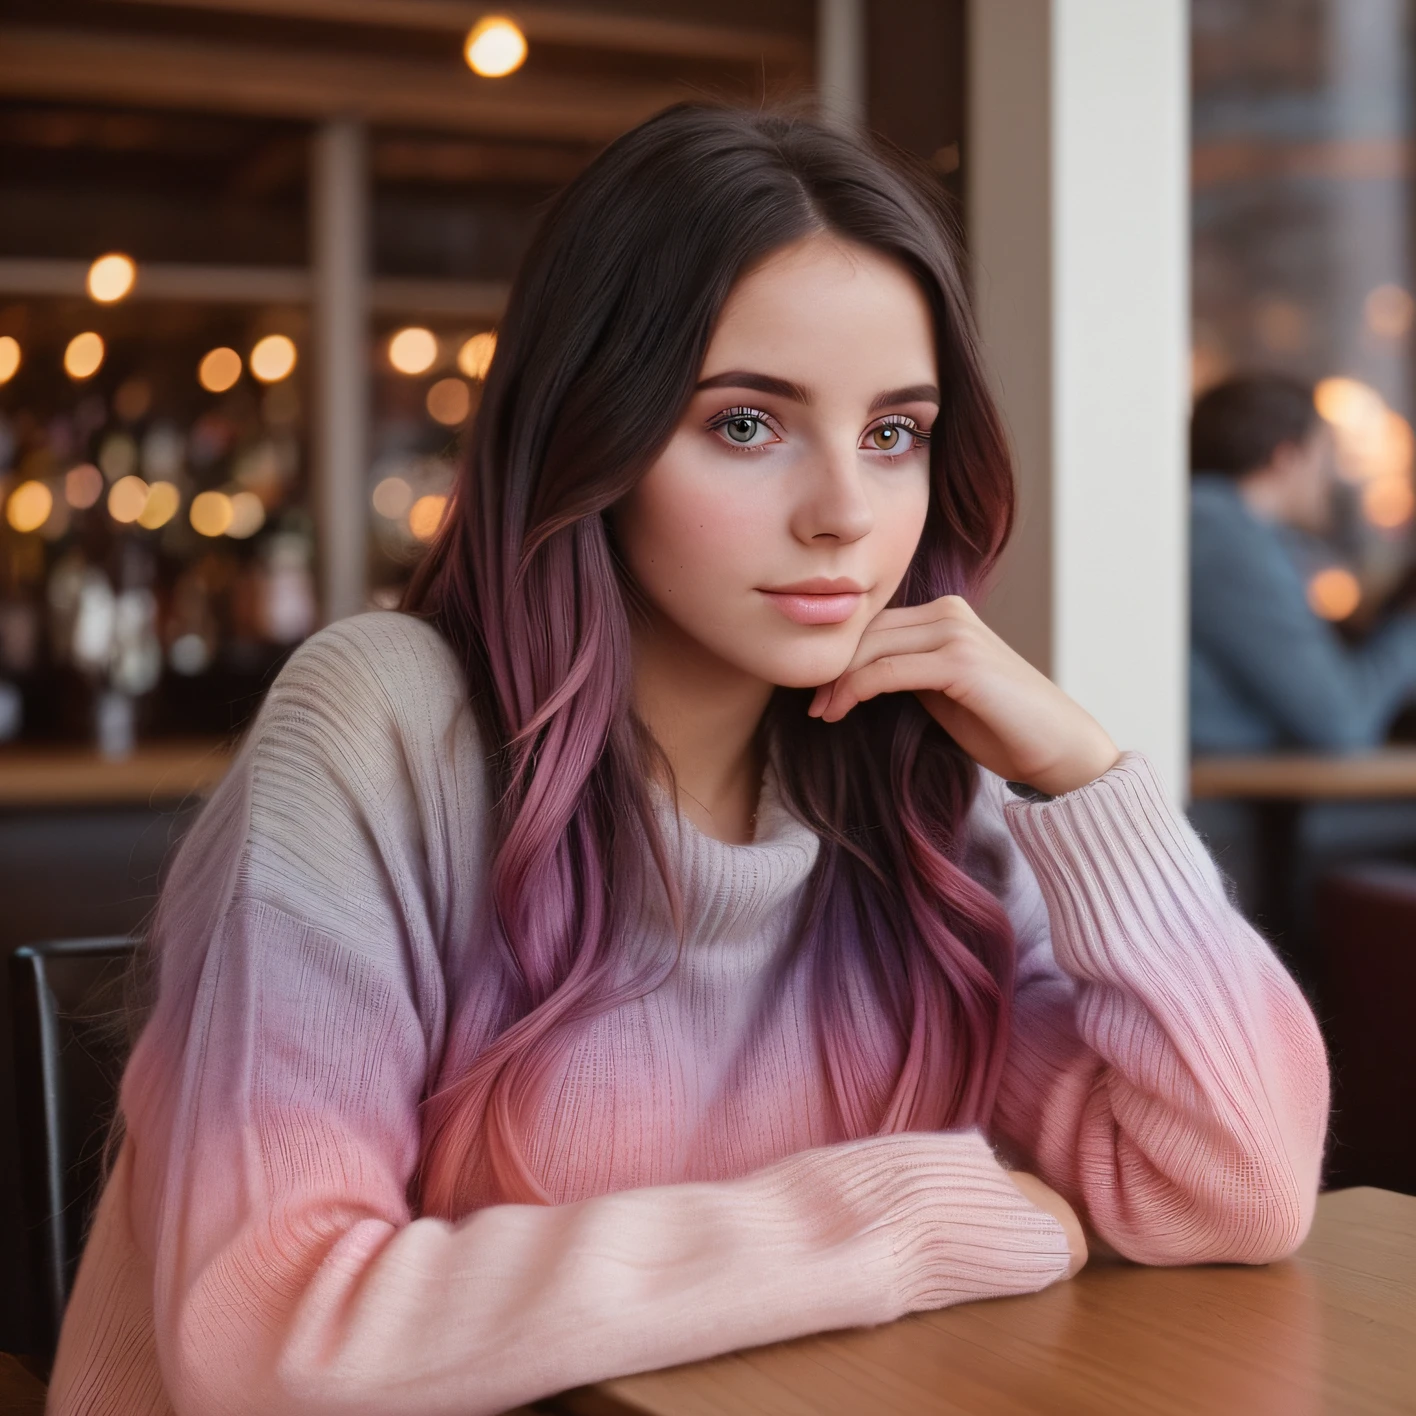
top-left (48, 612), bottom-right (1330, 1416)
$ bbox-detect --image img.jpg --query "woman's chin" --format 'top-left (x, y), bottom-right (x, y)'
top-left (757, 641), bottom-right (860, 693)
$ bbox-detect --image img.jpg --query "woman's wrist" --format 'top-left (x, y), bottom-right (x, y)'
top-left (1020, 738), bottom-right (1123, 800)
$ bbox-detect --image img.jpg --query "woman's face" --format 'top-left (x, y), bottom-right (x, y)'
top-left (613, 233), bottom-right (938, 692)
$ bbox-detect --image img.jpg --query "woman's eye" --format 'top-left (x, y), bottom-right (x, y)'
top-left (710, 409), bottom-right (778, 449)
top-left (862, 419), bottom-right (928, 455)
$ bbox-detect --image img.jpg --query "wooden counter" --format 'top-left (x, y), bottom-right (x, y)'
top-left (557, 1186), bottom-right (1416, 1416)
top-left (0, 739), bottom-right (234, 808)
top-left (1191, 748), bottom-right (1416, 800)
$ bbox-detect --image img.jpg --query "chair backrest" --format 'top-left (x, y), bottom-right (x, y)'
top-left (9, 937), bottom-right (139, 1362)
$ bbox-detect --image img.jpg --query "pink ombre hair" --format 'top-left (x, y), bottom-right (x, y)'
top-left (405, 105), bottom-right (1019, 1214)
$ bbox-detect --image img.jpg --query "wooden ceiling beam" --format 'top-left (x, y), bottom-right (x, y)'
top-left (0, 25), bottom-right (690, 141)
top-left (104, 0), bottom-right (810, 65)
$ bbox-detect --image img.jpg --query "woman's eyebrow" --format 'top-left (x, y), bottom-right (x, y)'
top-left (870, 384), bottom-right (940, 411)
top-left (693, 373), bottom-right (940, 411)
top-left (695, 371), bottom-right (810, 402)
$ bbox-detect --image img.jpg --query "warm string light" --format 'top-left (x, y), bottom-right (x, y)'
top-left (87, 253), bottom-right (136, 303)
top-left (0, 336), bottom-right (20, 385)
top-left (227, 491), bottom-right (266, 539)
top-left (107, 476), bottom-right (150, 524)
top-left (427, 378), bottom-right (471, 426)
top-left (64, 332), bottom-right (105, 381)
top-left (190, 490), bottom-right (234, 537)
top-left (408, 493), bottom-right (448, 542)
top-left (458, 331), bottom-right (497, 380)
top-left (1313, 375), bottom-right (1416, 528)
top-left (137, 482), bottom-right (181, 531)
top-left (464, 16), bottom-right (527, 77)
top-left (6, 480), bottom-right (53, 533)
top-left (250, 334), bottom-right (297, 383)
top-left (199, 346), bottom-right (243, 393)
top-left (371, 476), bottom-right (413, 519)
top-left (389, 327), bottom-right (438, 375)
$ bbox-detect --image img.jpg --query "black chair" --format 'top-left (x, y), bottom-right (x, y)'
top-left (9, 937), bottom-right (139, 1367)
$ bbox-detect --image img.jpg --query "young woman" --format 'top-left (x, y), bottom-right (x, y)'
top-left (50, 106), bottom-right (1328, 1415)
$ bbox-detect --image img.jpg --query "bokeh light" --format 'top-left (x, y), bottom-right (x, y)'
top-left (1362, 474), bottom-right (1416, 529)
top-left (457, 331), bottom-right (497, 380)
top-left (464, 16), bottom-right (527, 77)
top-left (107, 475), bottom-right (150, 524)
top-left (1365, 283), bottom-right (1414, 340)
top-left (226, 491), bottom-right (266, 539)
top-left (372, 476), bottom-right (413, 519)
top-left (137, 481), bottom-right (181, 531)
top-left (190, 490), bottom-right (234, 536)
top-left (6, 480), bottom-right (53, 534)
top-left (64, 332), bottom-right (105, 380)
top-left (87, 253), bottom-right (136, 303)
top-left (389, 327), bottom-right (438, 375)
top-left (408, 493), bottom-right (448, 542)
top-left (1307, 567), bottom-right (1361, 621)
top-left (199, 346), bottom-right (242, 393)
top-left (1313, 377), bottom-right (1414, 484)
top-left (1314, 376), bottom-right (1384, 430)
top-left (0, 336), bottom-right (20, 385)
top-left (249, 334), bottom-right (297, 384)
top-left (65, 463), bottom-right (105, 510)
top-left (427, 377), bottom-right (471, 426)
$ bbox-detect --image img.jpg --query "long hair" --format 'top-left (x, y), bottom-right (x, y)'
top-left (405, 104), bottom-right (1019, 1215)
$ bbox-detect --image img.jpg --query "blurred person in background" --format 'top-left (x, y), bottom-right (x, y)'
top-left (1190, 373), bottom-right (1416, 753)
top-left (1189, 373), bottom-right (1416, 935)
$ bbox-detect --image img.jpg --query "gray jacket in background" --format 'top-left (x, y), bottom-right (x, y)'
top-left (1190, 473), bottom-right (1416, 752)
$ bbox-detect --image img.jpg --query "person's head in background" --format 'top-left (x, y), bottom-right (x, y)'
top-left (1190, 374), bottom-right (1334, 534)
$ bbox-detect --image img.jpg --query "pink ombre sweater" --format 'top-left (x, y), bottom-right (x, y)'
top-left (49, 613), bottom-right (1329, 1416)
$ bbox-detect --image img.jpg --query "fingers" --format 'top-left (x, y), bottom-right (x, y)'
top-left (841, 618), bottom-right (967, 675)
top-left (807, 596), bottom-right (986, 722)
top-left (812, 653), bottom-right (930, 721)
top-left (1006, 1172), bottom-right (1089, 1278)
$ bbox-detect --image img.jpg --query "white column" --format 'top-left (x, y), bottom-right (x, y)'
top-left (311, 116), bottom-right (370, 624)
top-left (817, 0), bottom-right (865, 128)
top-left (969, 0), bottom-right (1190, 797)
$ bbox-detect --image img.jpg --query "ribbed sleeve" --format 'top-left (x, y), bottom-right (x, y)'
top-left (989, 752), bottom-right (1329, 1265)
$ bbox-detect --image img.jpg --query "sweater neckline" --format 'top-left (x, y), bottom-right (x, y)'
top-left (644, 761), bottom-right (821, 948)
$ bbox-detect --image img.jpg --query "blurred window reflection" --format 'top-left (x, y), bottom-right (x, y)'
top-left (1194, 0), bottom-right (1416, 604)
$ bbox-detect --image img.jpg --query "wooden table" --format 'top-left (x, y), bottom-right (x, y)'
top-left (1189, 749), bottom-right (1416, 943)
top-left (555, 1187), bottom-right (1416, 1416)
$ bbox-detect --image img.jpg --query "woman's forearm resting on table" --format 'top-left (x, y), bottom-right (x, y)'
top-left (991, 754), bottom-right (1329, 1268)
top-left (157, 1131), bottom-right (1069, 1416)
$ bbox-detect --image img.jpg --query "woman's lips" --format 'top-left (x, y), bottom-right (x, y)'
top-left (759, 591), bottom-right (864, 625)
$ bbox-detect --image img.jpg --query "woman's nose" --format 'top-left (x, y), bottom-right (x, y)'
top-left (789, 441), bottom-right (875, 544)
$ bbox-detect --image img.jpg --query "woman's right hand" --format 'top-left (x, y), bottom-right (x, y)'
top-left (1007, 1171), bottom-right (1089, 1278)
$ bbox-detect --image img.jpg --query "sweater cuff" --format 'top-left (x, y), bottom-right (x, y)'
top-left (999, 749), bottom-right (1232, 980)
top-left (829, 1131), bottom-right (1073, 1313)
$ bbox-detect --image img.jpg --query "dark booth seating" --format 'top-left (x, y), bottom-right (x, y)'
top-left (1316, 863), bottom-right (1416, 1196)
